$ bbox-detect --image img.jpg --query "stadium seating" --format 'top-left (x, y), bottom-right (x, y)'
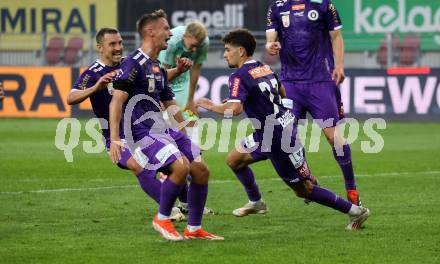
top-left (64, 37), bottom-right (84, 65)
top-left (399, 34), bottom-right (421, 66)
top-left (45, 36), bottom-right (65, 65)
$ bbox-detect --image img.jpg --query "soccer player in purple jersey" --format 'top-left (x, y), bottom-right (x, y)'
top-left (109, 10), bottom-right (223, 241)
top-left (67, 28), bottom-right (190, 222)
top-left (67, 28), bottom-right (139, 172)
top-left (265, 0), bottom-right (362, 205)
top-left (197, 29), bottom-right (369, 230)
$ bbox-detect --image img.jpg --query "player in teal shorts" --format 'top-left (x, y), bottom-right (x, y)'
top-left (158, 21), bottom-right (209, 144)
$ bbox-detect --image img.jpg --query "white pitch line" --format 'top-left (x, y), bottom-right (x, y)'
top-left (1, 170), bottom-right (439, 195)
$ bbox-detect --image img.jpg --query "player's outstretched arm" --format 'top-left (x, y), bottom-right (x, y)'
top-left (196, 98), bottom-right (243, 116)
top-left (67, 72), bottom-right (115, 105)
top-left (109, 89), bottom-right (128, 164)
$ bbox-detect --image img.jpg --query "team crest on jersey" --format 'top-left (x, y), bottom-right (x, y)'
top-left (308, 10), bottom-right (319, 21)
top-left (231, 77), bottom-right (241, 97)
top-left (148, 78), bottom-right (155, 92)
top-left (282, 15), bottom-right (290, 27)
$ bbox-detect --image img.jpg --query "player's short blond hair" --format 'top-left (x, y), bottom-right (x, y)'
top-left (184, 21), bottom-right (208, 44)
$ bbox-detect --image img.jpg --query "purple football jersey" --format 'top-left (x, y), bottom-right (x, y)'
top-left (73, 59), bottom-right (119, 140)
top-left (113, 49), bottom-right (175, 141)
top-left (266, 0), bottom-right (342, 83)
top-left (227, 60), bottom-right (296, 148)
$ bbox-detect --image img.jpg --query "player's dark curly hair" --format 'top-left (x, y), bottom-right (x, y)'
top-left (136, 9), bottom-right (167, 38)
top-left (222, 29), bottom-right (256, 56)
top-left (96, 28), bottom-right (119, 44)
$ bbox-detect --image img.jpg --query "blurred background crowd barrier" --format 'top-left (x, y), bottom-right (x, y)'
top-left (1, 0), bottom-right (439, 119)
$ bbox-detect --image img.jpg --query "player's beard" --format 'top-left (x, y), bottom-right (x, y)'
top-left (228, 63), bottom-right (237, 69)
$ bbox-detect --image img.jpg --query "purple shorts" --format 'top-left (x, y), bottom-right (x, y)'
top-left (168, 129), bottom-right (201, 163)
top-left (282, 81), bottom-right (344, 128)
top-left (130, 130), bottom-right (201, 173)
top-left (240, 133), bottom-right (312, 183)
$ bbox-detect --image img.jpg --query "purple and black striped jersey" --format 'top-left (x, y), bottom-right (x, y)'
top-left (266, 0), bottom-right (342, 83)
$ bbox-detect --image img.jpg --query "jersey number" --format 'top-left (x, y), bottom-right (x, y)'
top-left (258, 78), bottom-right (281, 115)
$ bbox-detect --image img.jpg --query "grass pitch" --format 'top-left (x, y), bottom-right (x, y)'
top-left (0, 119), bottom-right (439, 263)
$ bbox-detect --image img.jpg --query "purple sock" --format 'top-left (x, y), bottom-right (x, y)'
top-left (159, 179), bottom-right (183, 217)
top-left (178, 182), bottom-right (188, 203)
top-left (234, 166), bottom-right (261, 202)
top-left (309, 185), bottom-right (352, 213)
top-left (333, 145), bottom-right (357, 190)
top-left (136, 170), bottom-right (161, 204)
top-left (187, 182), bottom-right (208, 226)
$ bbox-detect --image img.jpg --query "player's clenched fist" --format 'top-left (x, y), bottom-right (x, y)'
top-left (265, 42), bottom-right (281, 55)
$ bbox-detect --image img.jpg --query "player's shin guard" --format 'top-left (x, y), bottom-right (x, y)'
top-left (137, 170), bottom-right (161, 203)
top-left (234, 166), bottom-right (262, 202)
top-left (308, 185), bottom-right (352, 213)
top-left (332, 145), bottom-right (357, 191)
top-left (159, 179), bottom-right (185, 217)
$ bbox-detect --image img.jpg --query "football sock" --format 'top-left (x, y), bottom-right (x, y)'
top-left (157, 212), bottom-right (169, 220)
top-left (309, 185), bottom-right (352, 213)
top-left (187, 182), bottom-right (208, 226)
top-left (159, 179), bottom-right (184, 217)
top-left (332, 145), bottom-right (357, 190)
top-left (187, 225), bottom-right (202, 232)
top-left (178, 181), bottom-right (189, 203)
top-left (234, 166), bottom-right (262, 202)
top-left (136, 170), bottom-right (161, 203)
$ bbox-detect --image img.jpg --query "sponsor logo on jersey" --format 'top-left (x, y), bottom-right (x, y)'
top-left (248, 65), bottom-right (274, 79)
top-left (294, 11), bottom-right (304, 17)
top-left (231, 77), bottom-right (241, 97)
top-left (277, 110), bottom-right (295, 128)
top-left (292, 4), bottom-right (305, 11)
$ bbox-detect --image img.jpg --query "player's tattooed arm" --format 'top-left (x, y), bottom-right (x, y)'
top-left (196, 98), bottom-right (243, 116)
top-left (67, 71), bottom-right (116, 105)
top-left (330, 30), bottom-right (345, 85)
top-left (109, 89), bottom-right (129, 164)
